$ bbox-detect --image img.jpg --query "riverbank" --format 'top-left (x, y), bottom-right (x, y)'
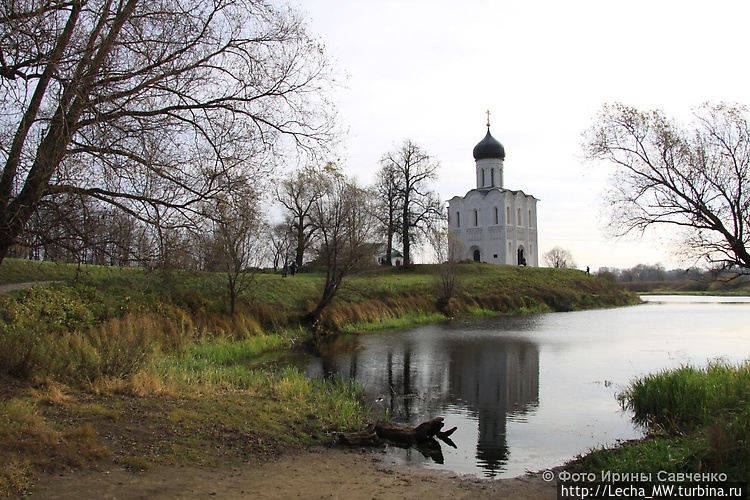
top-left (0, 258), bottom-right (637, 331)
top-left (31, 447), bottom-right (559, 499)
top-left (569, 361), bottom-right (750, 486)
top-left (0, 258), bottom-right (636, 496)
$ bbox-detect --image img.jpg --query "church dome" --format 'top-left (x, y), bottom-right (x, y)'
top-left (472, 128), bottom-right (505, 160)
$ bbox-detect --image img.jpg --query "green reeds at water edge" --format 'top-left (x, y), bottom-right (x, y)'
top-left (574, 361), bottom-right (750, 483)
top-left (619, 361), bottom-right (750, 430)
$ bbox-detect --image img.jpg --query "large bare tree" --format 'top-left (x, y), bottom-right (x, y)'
top-left (372, 162), bottom-right (402, 266)
top-left (379, 140), bottom-right (442, 266)
top-left (584, 103), bottom-right (750, 271)
top-left (0, 0), bottom-right (336, 264)
top-left (276, 165), bottom-right (327, 268)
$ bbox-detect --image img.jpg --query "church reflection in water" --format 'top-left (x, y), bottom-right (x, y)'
top-left (307, 332), bottom-right (540, 476)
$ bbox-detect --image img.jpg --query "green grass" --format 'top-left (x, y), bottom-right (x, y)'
top-left (0, 258), bottom-right (638, 336)
top-left (573, 361), bottom-right (750, 483)
top-left (184, 334), bottom-right (298, 365)
top-left (618, 361), bottom-right (750, 430)
top-left (0, 259), bottom-right (80, 284)
top-left (340, 311), bottom-right (448, 333)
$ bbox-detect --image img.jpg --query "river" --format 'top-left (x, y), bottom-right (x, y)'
top-left (300, 295), bottom-right (750, 478)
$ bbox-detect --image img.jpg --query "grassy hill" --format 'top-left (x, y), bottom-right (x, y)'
top-left (0, 258), bottom-right (637, 331)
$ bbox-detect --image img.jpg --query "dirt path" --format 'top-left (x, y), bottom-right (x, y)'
top-left (31, 448), bottom-right (558, 499)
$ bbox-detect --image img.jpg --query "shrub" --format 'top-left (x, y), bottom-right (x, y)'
top-left (80, 314), bottom-right (160, 380)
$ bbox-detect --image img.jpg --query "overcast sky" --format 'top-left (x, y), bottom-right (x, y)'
top-left (295, 0), bottom-right (750, 270)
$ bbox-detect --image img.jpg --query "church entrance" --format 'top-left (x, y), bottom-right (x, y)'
top-left (473, 249), bottom-right (481, 262)
top-left (517, 246), bottom-right (526, 266)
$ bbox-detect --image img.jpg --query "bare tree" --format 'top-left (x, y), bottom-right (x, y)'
top-left (543, 246), bottom-right (577, 269)
top-left (379, 140), bottom-right (442, 266)
top-left (277, 165), bottom-right (328, 268)
top-left (268, 222), bottom-right (294, 272)
top-left (372, 162), bottom-right (402, 266)
top-left (428, 222), bottom-right (463, 316)
top-left (201, 180), bottom-right (265, 316)
top-left (305, 166), bottom-right (376, 332)
top-left (23, 196), bottom-right (142, 266)
top-left (0, 0), bottom-right (336, 265)
top-left (584, 102), bottom-right (750, 271)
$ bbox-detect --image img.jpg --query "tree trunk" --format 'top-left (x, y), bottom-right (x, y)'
top-left (0, 229), bottom-right (13, 265)
top-left (295, 219), bottom-right (306, 268)
top-left (402, 207), bottom-right (411, 266)
top-left (385, 230), bottom-right (394, 266)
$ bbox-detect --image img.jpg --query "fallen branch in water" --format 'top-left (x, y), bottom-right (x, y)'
top-left (339, 417), bottom-right (457, 447)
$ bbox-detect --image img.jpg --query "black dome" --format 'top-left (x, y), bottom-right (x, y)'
top-left (473, 128), bottom-right (505, 160)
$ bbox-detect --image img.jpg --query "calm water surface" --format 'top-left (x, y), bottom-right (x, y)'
top-left (302, 296), bottom-right (750, 478)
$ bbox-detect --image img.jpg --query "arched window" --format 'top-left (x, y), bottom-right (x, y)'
top-left (528, 209), bottom-right (532, 227)
top-left (490, 168), bottom-right (495, 186)
top-left (494, 207), bottom-right (499, 224)
top-left (473, 209), bottom-right (478, 226)
top-left (517, 208), bottom-right (522, 226)
top-left (456, 211), bottom-right (461, 228)
top-left (506, 206), bottom-right (510, 224)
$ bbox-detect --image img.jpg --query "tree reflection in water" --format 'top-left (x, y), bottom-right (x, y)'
top-left (308, 325), bottom-right (540, 477)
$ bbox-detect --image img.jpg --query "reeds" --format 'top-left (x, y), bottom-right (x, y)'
top-left (575, 361), bottom-right (750, 482)
top-left (619, 361), bottom-right (750, 430)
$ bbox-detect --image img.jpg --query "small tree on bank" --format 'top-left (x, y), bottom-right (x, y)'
top-left (200, 180), bottom-right (265, 316)
top-left (305, 167), bottom-right (376, 332)
top-left (429, 223), bottom-right (464, 317)
top-left (544, 246), bottom-right (577, 269)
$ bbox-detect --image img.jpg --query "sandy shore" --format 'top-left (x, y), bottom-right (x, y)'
top-left (32, 447), bottom-right (558, 499)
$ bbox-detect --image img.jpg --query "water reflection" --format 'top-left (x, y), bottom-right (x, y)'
top-left (446, 339), bottom-right (538, 474)
top-left (306, 323), bottom-right (540, 476)
top-left (299, 299), bottom-right (750, 478)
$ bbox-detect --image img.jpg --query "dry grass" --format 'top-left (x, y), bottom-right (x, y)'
top-left (0, 394), bottom-right (110, 497)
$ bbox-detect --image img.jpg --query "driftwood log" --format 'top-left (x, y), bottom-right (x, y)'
top-left (339, 417), bottom-right (457, 447)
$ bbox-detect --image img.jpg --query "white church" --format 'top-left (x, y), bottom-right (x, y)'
top-left (448, 116), bottom-right (539, 266)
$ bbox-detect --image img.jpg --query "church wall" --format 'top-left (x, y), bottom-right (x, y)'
top-left (506, 193), bottom-right (539, 267)
top-left (448, 190), bottom-right (538, 267)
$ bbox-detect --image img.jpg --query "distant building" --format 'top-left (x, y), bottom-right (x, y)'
top-left (448, 115), bottom-right (539, 266)
top-left (373, 244), bottom-right (403, 266)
